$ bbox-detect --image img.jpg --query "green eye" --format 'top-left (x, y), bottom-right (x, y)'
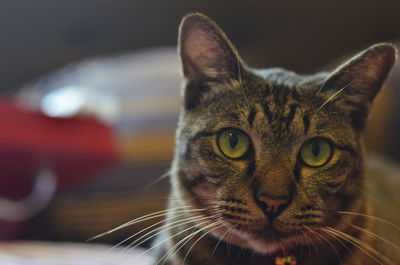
top-left (218, 129), bottom-right (250, 159)
top-left (300, 138), bottom-right (332, 167)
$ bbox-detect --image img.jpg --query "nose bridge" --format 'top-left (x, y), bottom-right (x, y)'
top-left (257, 160), bottom-right (293, 198)
top-left (255, 160), bottom-right (294, 219)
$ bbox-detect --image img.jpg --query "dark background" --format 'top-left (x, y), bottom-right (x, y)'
top-left (1, 0), bottom-right (400, 244)
top-left (1, 0), bottom-right (400, 94)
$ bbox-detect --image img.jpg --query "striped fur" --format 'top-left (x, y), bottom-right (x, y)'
top-left (152, 13), bottom-right (398, 265)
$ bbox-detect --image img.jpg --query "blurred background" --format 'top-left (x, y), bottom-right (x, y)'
top-left (0, 0), bottom-right (399, 263)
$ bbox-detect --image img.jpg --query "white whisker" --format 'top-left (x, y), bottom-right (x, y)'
top-left (337, 211), bottom-right (400, 232)
top-left (157, 220), bottom-right (223, 265)
top-left (349, 224), bottom-right (400, 251)
top-left (139, 218), bottom-right (213, 258)
top-left (88, 206), bottom-right (195, 241)
top-left (323, 227), bottom-right (394, 265)
top-left (317, 79), bottom-right (358, 112)
top-left (111, 210), bottom-right (207, 252)
top-left (212, 226), bottom-right (233, 255)
top-left (124, 213), bottom-right (218, 255)
top-left (181, 222), bottom-right (225, 265)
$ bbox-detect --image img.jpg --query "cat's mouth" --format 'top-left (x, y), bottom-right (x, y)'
top-left (240, 222), bottom-right (295, 240)
top-left (214, 218), bottom-right (308, 254)
top-left (219, 223), bottom-right (298, 254)
top-left (248, 225), bottom-right (282, 241)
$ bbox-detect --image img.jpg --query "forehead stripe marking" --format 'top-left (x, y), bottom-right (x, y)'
top-left (264, 83), bottom-right (271, 97)
top-left (247, 107), bottom-right (257, 128)
top-left (282, 104), bottom-right (299, 126)
top-left (261, 103), bottom-right (273, 122)
top-left (302, 115), bottom-right (310, 134)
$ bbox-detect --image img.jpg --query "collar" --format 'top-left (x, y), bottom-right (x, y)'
top-left (275, 255), bottom-right (297, 265)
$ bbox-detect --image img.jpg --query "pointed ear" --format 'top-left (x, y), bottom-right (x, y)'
top-left (320, 43), bottom-right (397, 130)
top-left (178, 13), bottom-right (244, 109)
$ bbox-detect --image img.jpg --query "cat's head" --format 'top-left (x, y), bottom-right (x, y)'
top-left (171, 13), bottom-right (396, 254)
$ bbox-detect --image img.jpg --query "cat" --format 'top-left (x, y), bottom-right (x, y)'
top-left (151, 13), bottom-right (399, 265)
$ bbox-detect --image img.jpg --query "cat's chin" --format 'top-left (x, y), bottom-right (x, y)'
top-left (212, 225), bottom-right (298, 255)
top-left (233, 231), bottom-right (293, 255)
top-left (240, 232), bottom-right (285, 254)
top-left (243, 239), bottom-right (287, 254)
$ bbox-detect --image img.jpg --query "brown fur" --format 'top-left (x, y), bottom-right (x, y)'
top-left (152, 13), bottom-right (398, 265)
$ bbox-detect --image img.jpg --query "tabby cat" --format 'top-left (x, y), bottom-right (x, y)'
top-left (152, 13), bottom-right (399, 265)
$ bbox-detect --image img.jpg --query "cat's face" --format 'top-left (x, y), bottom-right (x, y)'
top-left (172, 13), bottom-right (396, 254)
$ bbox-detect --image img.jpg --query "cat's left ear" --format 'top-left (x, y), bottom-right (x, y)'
top-left (178, 13), bottom-right (245, 109)
top-left (321, 43), bottom-right (397, 129)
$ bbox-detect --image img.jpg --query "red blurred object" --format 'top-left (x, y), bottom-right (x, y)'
top-left (0, 99), bottom-right (117, 238)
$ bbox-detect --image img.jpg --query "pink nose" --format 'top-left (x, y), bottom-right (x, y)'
top-left (257, 193), bottom-right (288, 218)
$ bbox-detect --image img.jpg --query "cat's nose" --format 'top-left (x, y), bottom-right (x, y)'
top-left (257, 192), bottom-right (289, 219)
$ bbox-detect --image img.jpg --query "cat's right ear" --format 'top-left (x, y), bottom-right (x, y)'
top-left (320, 43), bottom-right (397, 130)
top-left (178, 13), bottom-right (243, 109)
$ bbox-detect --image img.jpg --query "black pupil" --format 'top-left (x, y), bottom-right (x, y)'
top-left (311, 142), bottom-right (320, 157)
top-left (229, 133), bottom-right (239, 149)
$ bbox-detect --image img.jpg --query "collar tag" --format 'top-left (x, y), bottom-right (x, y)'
top-left (275, 255), bottom-right (297, 265)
